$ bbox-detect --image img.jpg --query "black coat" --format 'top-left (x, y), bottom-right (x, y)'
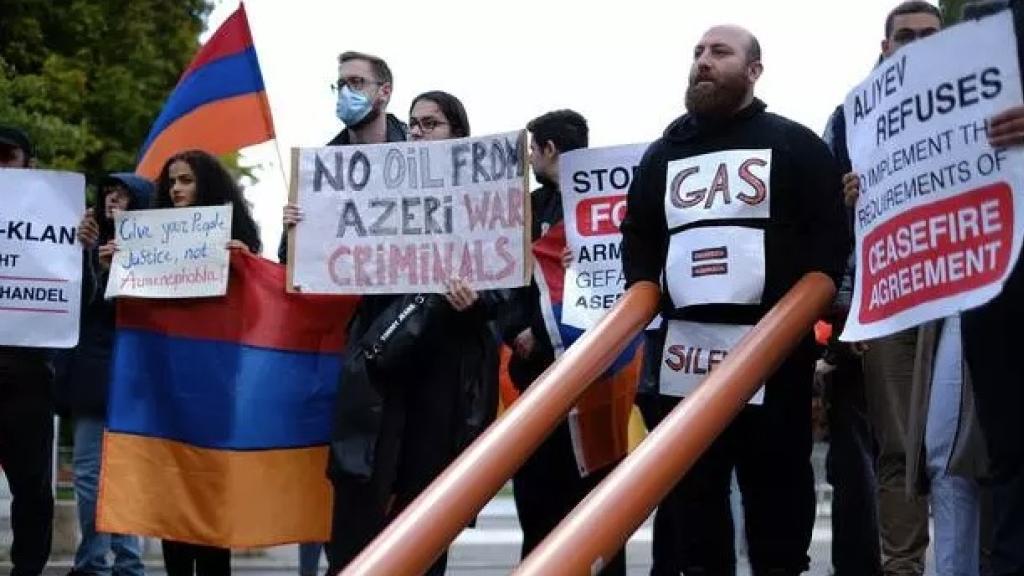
top-left (329, 291), bottom-right (499, 496)
top-left (54, 173), bottom-right (154, 419)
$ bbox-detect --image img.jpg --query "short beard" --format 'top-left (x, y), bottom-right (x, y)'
top-left (685, 74), bottom-right (750, 118)
top-left (535, 170), bottom-right (558, 190)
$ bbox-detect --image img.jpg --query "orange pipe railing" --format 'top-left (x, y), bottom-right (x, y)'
top-left (339, 281), bottom-right (661, 576)
top-left (513, 272), bottom-right (836, 575)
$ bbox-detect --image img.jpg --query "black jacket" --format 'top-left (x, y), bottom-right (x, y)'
top-left (497, 184), bottom-right (562, 390)
top-left (621, 98), bottom-right (850, 325)
top-left (620, 99), bottom-right (850, 393)
top-left (54, 173), bottom-right (154, 418)
top-left (329, 291), bottom-right (500, 488)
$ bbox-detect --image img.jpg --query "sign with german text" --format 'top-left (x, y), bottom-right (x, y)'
top-left (0, 169), bottom-right (84, 347)
top-left (559, 143), bottom-right (647, 329)
top-left (105, 206), bottom-right (232, 299)
top-left (840, 11), bottom-right (1024, 341)
top-left (289, 131), bottom-right (531, 294)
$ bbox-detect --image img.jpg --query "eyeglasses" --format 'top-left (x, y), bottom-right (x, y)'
top-left (330, 76), bottom-right (383, 93)
top-left (409, 117), bottom-right (449, 133)
top-left (891, 27), bottom-right (938, 44)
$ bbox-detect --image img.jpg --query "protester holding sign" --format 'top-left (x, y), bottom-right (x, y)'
top-left (493, 109), bottom-right (629, 575)
top-left (55, 172), bottom-right (153, 576)
top-left (837, 3), bottom-right (1024, 574)
top-left (0, 125), bottom-right (56, 576)
top-left (620, 25), bottom-right (850, 575)
top-left (302, 90), bottom-right (500, 576)
top-left (819, 5), bottom-right (948, 574)
top-left (97, 150), bottom-right (261, 576)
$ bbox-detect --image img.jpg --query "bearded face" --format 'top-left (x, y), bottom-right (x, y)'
top-left (685, 62), bottom-right (752, 118)
top-left (684, 27), bottom-right (761, 118)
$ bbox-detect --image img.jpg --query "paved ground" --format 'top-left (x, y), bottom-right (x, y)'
top-left (2, 445), bottom-right (937, 575)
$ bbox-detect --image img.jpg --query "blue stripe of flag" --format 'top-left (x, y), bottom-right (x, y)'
top-left (138, 47), bottom-right (265, 158)
top-left (108, 329), bottom-right (339, 451)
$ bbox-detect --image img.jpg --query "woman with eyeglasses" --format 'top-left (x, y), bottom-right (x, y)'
top-left (315, 91), bottom-right (502, 576)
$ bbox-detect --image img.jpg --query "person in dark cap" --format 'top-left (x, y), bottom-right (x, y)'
top-left (0, 126), bottom-right (35, 168)
top-left (0, 125), bottom-right (55, 576)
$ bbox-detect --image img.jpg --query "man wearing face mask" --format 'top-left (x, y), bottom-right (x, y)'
top-left (620, 25), bottom-right (849, 576)
top-left (279, 50), bottom-right (406, 574)
top-left (279, 50), bottom-right (407, 262)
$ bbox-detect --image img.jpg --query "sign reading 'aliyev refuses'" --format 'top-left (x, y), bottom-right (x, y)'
top-left (840, 11), bottom-right (1024, 341)
top-left (288, 131), bottom-right (531, 294)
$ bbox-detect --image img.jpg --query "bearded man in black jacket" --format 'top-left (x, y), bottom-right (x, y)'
top-left (620, 25), bottom-right (850, 576)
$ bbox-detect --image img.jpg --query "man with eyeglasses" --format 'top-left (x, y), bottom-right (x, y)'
top-left (824, 2), bottom-right (1024, 575)
top-left (279, 50), bottom-right (407, 262)
top-left (817, 3), bottom-right (944, 575)
top-left (279, 49), bottom-right (407, 576)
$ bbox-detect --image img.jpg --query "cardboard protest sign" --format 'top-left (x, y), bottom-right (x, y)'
top-left (840, 11), bottom-right (1024, 341)
top-left (288, 131), bottom-right (530, 294)
top-left (0, 169), bottom-right (84, 347)
top-left (106, 206), bottom-right (232, 299)
top-left (559, 143), bottom-right (647, 329)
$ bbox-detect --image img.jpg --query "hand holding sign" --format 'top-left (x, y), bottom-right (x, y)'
top-left (989, 104), bottom-right (1024, 147)
top-left (78, 208), bottom-right (100, 249)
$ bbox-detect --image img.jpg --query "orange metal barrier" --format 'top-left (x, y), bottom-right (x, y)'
top-left (513, 272), bottom-right (836, 575)
top-left (339, 281), bottom-right (661, 576)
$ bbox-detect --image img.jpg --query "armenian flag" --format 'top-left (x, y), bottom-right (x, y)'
top-left (500, 221), bottom-right (643, 476)
top-left (135, 3), bottom-right (274, 180)
top-left (97, 252), bottom-right (357, 547)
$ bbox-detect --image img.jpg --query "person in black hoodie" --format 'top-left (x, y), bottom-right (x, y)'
top-left (0, 125), bottom-right (54, 576)
top-left (58, 172), bottom-right (153, 576)
top-left (620, 25), bottom-right (850, 576)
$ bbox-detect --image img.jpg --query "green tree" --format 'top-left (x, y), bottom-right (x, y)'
top-left (941, 0), bottom-right (968, 25)
top-left (0, 0), bottom-right (213, 180)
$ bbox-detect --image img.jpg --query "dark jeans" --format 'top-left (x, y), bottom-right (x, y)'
top-left (512, 419), bottom-right (626, 575)
top-left (160, 540), bottom-right (230, 576)
top-left (962, 257), bottom-right (1024, 576)
top-left (824, 358), bottom-right (883, 576)
top-left (639, 353), bottom-right (817, 576)
top-left (0, 356), bottom-right (54, 576)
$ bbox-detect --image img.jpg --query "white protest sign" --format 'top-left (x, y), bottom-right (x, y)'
top-left (559, 143), bottom-right (647, 329)
top-left (105, 205), bottom-right (232, 299)
top-left (289, 131), bottom-right (530, 294)
top-left (0, 169), bottom-right (84, 348)
top-left (660, 320), bottom-right (763, 404)
top-left (840, 11), bottom-right (1024, 341)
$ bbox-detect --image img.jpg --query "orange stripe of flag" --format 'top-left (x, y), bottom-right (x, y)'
top-left (135, 92), bottom-right (274, 180)
top-left (97, 432), bottom-right (332, 548)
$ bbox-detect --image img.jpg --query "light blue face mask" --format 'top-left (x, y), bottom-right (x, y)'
top-left (336, 85), bottom-right (373, 127)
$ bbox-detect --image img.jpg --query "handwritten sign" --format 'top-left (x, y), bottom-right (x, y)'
top-left (0, 169), bottom-right (84, 347)
top-left (840, 11), bottom-right (1024, 341)
top-left (559, 143), bottom-right (647, 329)
top-left (288, 131), bottom-right (531, 294)
top-left (106, 206), bottom-right (232, 299)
